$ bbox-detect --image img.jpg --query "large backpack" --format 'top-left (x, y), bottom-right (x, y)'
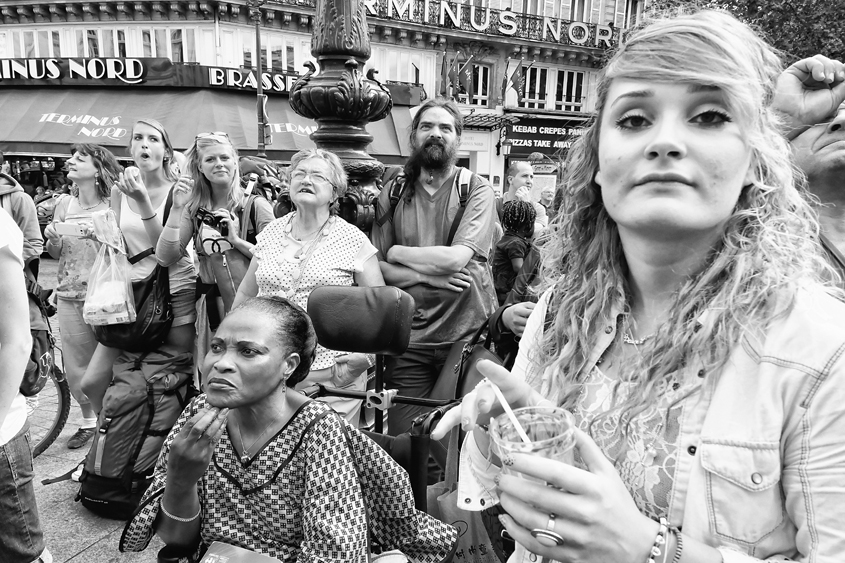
top-left (376, 167), bottom-right (482, 250)
top-left (76, 350), bottom-right (197, 520)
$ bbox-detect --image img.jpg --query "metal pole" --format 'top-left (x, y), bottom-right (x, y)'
top-left (253, 1), bottom-right (266, 158)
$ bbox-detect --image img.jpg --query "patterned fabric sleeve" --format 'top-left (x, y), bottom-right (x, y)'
top-left (298, 411), bottom-right (369, 563)
top-left (120, 395), bottom-right (208, 553)
top-left (345, 425), bottom-right (458, 563)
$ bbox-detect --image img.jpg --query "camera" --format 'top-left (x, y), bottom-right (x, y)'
top-left (196, 208), bottom-right (228, 237)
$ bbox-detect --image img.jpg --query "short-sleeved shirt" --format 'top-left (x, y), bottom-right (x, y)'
top-left (371, 169), bottom-right (497, 348)
top-left (0, 209), bottom-right (27, 446)
top-left (253, 213), bottom-right (377, 369)
top-left (492, 233), bottom-right (532, 299)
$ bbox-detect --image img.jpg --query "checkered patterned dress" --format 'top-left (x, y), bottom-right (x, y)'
top-left (120, 396), bottom-right (456, 562)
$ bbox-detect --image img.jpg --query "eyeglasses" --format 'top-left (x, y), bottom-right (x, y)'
top-left (195, 131), bottom-right (230, 142)
top-left (290, 170), bottom-right (331, 185)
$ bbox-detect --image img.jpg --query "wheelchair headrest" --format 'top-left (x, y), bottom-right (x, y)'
top-left (307, 286), bottom-right (415, 356)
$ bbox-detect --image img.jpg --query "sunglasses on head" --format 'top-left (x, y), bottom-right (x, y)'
top-left (195, 131), bottom-right (230, 142)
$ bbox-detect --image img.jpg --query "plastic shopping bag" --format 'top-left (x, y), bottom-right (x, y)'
top-left (83, 209), bottom-right (136, 326)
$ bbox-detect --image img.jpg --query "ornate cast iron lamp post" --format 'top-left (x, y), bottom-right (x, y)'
top-left (289, 0), bottom-right (393, 193)
top-left (247, 0), bottom-right (267, 158)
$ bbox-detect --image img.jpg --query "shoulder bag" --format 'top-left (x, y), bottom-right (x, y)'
top-left (207, 195), bottom-right (256, 314)
top-left (93, 190), bottom-right (174, 352)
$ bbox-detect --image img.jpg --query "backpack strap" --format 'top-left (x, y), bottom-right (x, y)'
top-left (446, 167), bottom-right (474, 247)
top-left (375, 174), bottom-right (407, 228)
top-left (239, 194), bottom-right (257, 241)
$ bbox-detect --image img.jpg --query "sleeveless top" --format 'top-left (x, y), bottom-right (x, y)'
top-left (54, 196), bottom-right (103, 300)
top-left (120, 193), bottom-right (195, 294)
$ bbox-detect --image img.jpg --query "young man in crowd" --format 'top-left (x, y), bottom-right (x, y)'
top-left (0, 208), bottom-right (50, 563)
top-left (371, 98), bottom-right (498, 436)
top-left (502, 161), bottom-right (548, 233)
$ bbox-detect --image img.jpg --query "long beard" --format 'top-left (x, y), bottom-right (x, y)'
top-left (410, 140), bottom-right (458, 173)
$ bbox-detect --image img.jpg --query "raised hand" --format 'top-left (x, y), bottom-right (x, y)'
top-left (515, 186), bottom-right (532, 202)
top-left (166, 407), bottom-right (228, 487)
top-left (431, 359), bottom-right (546, 440)
top-left (772, 55), bottom-right (845, 132)
top-left (43, 222), bottom-right (61, 246)
top-left (215, 209), bottom-right (240, 244)
top-left (116, 166), bottom-right (150, 203)
top-left (502, 301), bottom-right (536, 337)
top-left (171, 176), bottom-right (194, 210)
top-left (495, 428), bottom-right (659, 563)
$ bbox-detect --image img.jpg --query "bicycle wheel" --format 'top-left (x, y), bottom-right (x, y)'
top-left (30, 367), bottom-right (71, 458)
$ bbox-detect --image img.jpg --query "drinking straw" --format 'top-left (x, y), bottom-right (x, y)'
top-left (487, 379), bottom-right (532, 445)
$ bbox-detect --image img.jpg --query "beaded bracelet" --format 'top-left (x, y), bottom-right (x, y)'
top-left (670, 527), bottom-right (684, 563)
top-left (160, 501), bottom-right (201, 523)
top-left (647, 518), bottom-right (669, 563)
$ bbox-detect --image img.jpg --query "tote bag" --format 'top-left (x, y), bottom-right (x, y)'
top-left (427, 428), bottom-right (500, 563)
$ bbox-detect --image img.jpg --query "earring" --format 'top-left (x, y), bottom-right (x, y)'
top-left (94, 172), bottom-right (100, 192)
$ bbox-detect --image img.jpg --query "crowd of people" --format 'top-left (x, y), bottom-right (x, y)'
top-left (1, 7), bottom-right (845, 563)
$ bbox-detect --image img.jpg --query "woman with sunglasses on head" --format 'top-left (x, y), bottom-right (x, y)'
top-left (232, 149), bottom-right (384, 426)
top-left (157, 132), bottom-right (274, 367)
top-left (43, 144), bottom-right (122, 450)
top-left (81, 119), bottom-right (197, 414)
top-left (433, 10), bottom-right (845, 563)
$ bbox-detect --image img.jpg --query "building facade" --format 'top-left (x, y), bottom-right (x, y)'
top-left (0, 0), bottom-right (645, 190)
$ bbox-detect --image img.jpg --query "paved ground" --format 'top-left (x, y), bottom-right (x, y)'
top-left (33, 257), bottom-right (162, 562)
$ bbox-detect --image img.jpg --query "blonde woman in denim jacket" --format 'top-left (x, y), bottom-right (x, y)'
top-left (433, 10), bottom-right (845, 563)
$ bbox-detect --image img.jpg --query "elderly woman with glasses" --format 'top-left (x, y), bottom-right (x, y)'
top-left (233, 149), bottom-right (384, 425)
top-left (157, 131), bottom-right (275, 366)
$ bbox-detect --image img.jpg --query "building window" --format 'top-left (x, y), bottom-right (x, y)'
top-left (555, 70), bottom-right (585, 112)
top-left (286, 45), bottom-right (296, 71)
top-left (518, 66), bottom-right (548, 109)
top-left (457, 64), bottom-right (491, 107)
top-left (142, 30), bottom-right (152, 57)
top-left (569, 0), bottom-right (588, 22)
top-left (520, 0), bottom-right (541, 16)
top-left (102, 30), bottom-right (115, 57)
top-left (23, 31), bottom-right (35, 58)
top-left (185, 30), bottom-right (196, 62)
top-left (117, 30), bottom-right (127, 58)
top-left (87, 30), bottom-right (100, 57)
top-left (52, 31), bottom-right (61, 56)
top-left (171, 29), bottom-right (183, 62)
top-left (624, 0), bottom-right (643, 28)
top-left (155, 29), bottom-right (167, 57)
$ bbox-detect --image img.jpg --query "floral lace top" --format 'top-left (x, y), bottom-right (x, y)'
top-left (53, 196), bottom-right (103, 301)
top-left (573, 366), bottom-right (686, 520)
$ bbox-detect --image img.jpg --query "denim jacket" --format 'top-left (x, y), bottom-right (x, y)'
top-left (458, 284), bottom-right (845, 562)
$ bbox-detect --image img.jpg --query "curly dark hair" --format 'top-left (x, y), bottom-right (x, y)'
top-left (502, 200), bottom-right (536, 236)
top-left (232, 296), bottom-right (318, 387)
top-left (69, 143), bottom-right (124, 200)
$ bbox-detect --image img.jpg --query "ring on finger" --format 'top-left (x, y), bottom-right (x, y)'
top-left (530, 513), bottom-right (565, 547)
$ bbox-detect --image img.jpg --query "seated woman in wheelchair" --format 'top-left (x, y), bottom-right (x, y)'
top-left (121, 296), bottom-right (455, 561)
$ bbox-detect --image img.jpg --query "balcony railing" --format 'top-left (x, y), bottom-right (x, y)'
top-left (264, 0), bottom-right (617, 49)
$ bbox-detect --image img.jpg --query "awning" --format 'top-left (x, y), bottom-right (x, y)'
top-left (0, 87), bottom-right (409, 162)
